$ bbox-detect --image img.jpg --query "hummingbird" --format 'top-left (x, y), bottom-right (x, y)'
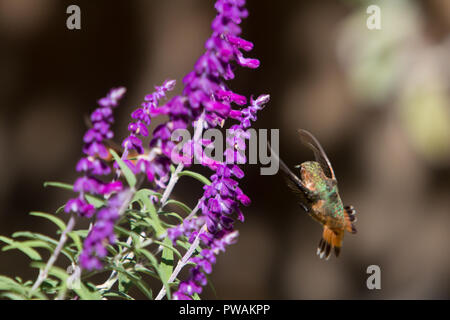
top-left (271, 129), bottom-right (357, 260)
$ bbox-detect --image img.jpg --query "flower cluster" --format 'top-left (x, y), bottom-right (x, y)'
top-left (162, 0), bottom-right (271, 300)
top-left (172, 95), bottom-right (270, 300)
top-left (123, 0), bottom-right (263, 189)
top-left (65, 0), bottom-right (269, 284)
top-left (65, 87), bottom-right (126, 218)
top-left (179, 0), bottom-right (260, 163)
top-left (173, 230), bottom-right (239, 300)
top-left (121, 80), bottom-right (177, 188)
top-left (79, 190), bottom-right (129, 270)
top-left (122, 80), bottom-right (176, 158)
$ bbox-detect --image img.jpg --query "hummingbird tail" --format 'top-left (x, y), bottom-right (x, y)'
top-left (344, 205), bottom-right (357, 234)
top-left (317, 227), bottom-right (344, 260)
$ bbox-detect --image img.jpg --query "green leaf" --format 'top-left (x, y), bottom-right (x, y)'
top-left (55, 204), bottom-right (67, 214)
top-left (158, 211), bottom-right (184, 224)
top-left (0, 275), bottom-right (46, 300)
top-left (141, 217), bottom-right (161, 237)
top-left (68, 231), bottom-right (82, 252)
top-left (0, 292), bottom-right (26, 300)
top-left (71, 230), bottom-right (89, 238)
top-left (85, 195), bottom-right (105, 208)
top-left (159, 237), bottom-right (174, 287)
top-left (30, 212), bottom-right (66, 231)
top-left (205, 273), bottom-right (217, 298)
top-left (134, 266), bottom-right (159, 280)
top-left (133, 280), bottom-right (153, 300)
top-left (44, 181), bottom-right (104, 208)
top-left (131, 188), bottom-right (163, 200)
top-left (0, 236), bottom-right (41, 260)
top-left (19, 240), bottom-right (53, 251)
top-left (164, 200), bottom-right (192, 214)
top-left (178, 170), bottom-right (211, 185)
top-left (11, 232), bottom-right (73, 262)
top-left (74, 283), bottom-right (103, 300)
top-left (114, 226), bottom-right (143, 248)
top-left (114, 241), bottom-right (132, 250)
top-left (109, 149), bottom-right (136, 188)
top-left (137, 248), bottom-right (170, 300)
top-left (118, 271), bottom-right (133, 293)
top-left (103, 291), bottom-right (134, 300)
top-left (43, 181), bottom-right (73, 191)
top-left (29, 262), bottom-right (81, 299)
top-left (154, 239), bottom-right (182, 259)
top-left (133, 190), bottom-right (164, 237)
top-left (176, 239), bottom-right (201, 256)
top-left (136, 248), bottom-right (158, 267)
top-left (109, 265), bottom-right (153, 299)
top-left (108, 265), bottom-right (141, 282)
top-left (0, 276), bottom-right (27, 296)
top-left (32, 262), bottom-right (101, 300)
top-left (30, 262), bottom-right (68, 283)
top-left (105, 244), bottom-right (119, 256)
top-left (193, 293), bottom-right (201, 300)
top-left (12, 231), bottom-right (57, 244)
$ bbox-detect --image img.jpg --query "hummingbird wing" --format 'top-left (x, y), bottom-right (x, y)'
top-left (298, 129), bottom-right (336, 180)
top-left (268, 142), bottom-right (312, 211)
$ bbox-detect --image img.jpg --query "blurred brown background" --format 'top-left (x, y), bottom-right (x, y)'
top-left (0, 0), bottom-right (449, 299)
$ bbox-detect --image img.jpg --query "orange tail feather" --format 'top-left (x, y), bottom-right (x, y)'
top-left (317, 226), bottom-right (343, 259)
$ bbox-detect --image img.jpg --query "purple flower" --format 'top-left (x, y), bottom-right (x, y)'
top-left (66, 87), bottom-right (126, 218)
top-left (182, 0), bottom-right (259, 129)
top-left (121, 80), bottom-right (177, 187)
top-left (172, 292), bottom-right (192, 300)
top-left (170, 94), bottom-right (269, 297)
top-left (65, 198), bottom-right (95, 218)
top-left (169, 0), bottom-right (270, 299)
top-left (79, 190), bottom-right (129, 270)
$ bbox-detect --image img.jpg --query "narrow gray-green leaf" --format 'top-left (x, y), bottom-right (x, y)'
top-left (154, 239), bottom-right (182, 259)
top-left (0, 237), bottom-right (41, 260)
top-left (159, 237), bottom-right (175, 287)
top-left (164, 200), bottom-right (192, 214)
top-left (30, 212), bottom-right (66, 231)
top-left (134, 190), bottom-right (164, 237)
top-left (109, 149), bottom-right (136, 188)
top-left (178, 170), bottom-right (211, 185)
top-left (43, 181), bottom-right (73, 191)
top-left (137, 248), bottom-right (171, 300)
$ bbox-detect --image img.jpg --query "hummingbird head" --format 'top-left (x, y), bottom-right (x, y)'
top-left (299, 161), bottom-right (339, 197)
top-left (299, 161), bottom-right (323, 178)
top-left (297, 161), bottom-right (330, 192)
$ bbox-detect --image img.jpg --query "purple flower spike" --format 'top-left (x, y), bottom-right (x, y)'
top-left (121, 80), bottom-right (177, 188)
top-left (171, 91), bottom-right (270, 297)
top-left (171, 0), bottom-right (270, 300)
top-left (79, 189), bottom-right (128, 270)
top-left (66, 87), bottom-right (126, 218)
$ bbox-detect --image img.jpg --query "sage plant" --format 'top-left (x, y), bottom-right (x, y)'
top-left (0, 0), bottom-right (269, 300)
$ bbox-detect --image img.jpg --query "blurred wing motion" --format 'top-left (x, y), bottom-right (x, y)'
top-left (268, 142), bottom-right (310, 212)
top-left (298, 129), bottom-right (335, 179)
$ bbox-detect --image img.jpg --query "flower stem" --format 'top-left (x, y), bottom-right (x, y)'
top-left (160, 113), bottom-right (205, 206)
top-left (30, 215), bottom-right (76, 296)
top-left (160, 163), bottom-right (184, 206)
top-left (155, 224), bottom-right (205, 300)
